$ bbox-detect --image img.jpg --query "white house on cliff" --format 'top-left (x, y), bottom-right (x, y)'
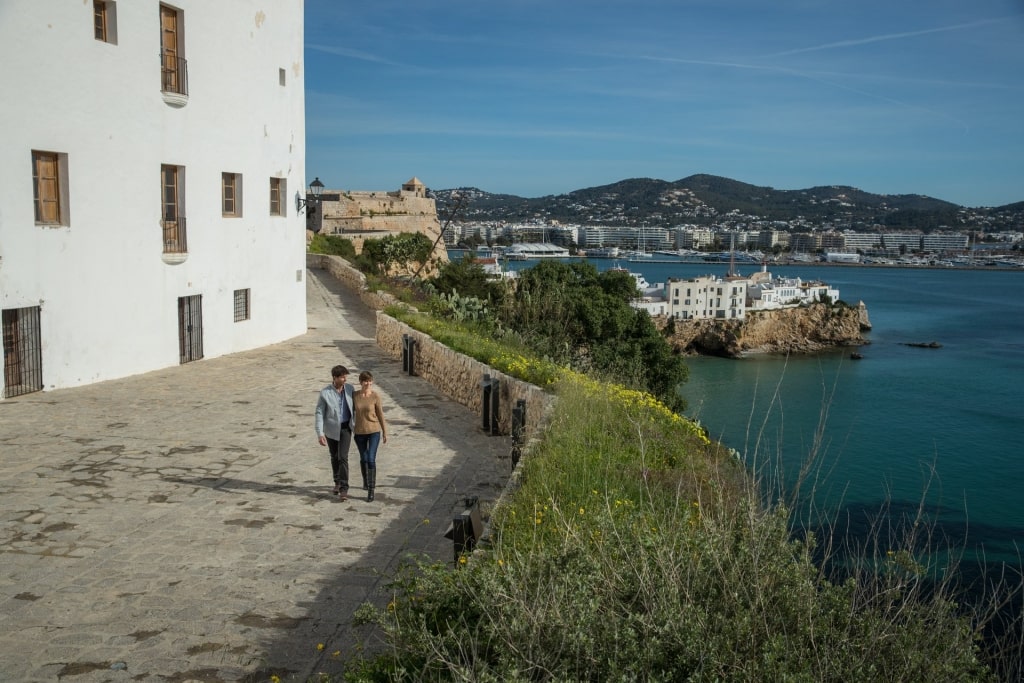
top-left (0, 1), bottom-right (307, 398)
top-left (632, 263), bottom-right (840, 321)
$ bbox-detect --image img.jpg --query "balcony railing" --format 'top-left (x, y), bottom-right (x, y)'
top-left (162, 217), bottom-right (187, 254)
top-left (160, 52), bottom-right (189, 96)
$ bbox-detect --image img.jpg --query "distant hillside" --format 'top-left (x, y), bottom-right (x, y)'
top-left (431, 175), bottom-right (1021, 233)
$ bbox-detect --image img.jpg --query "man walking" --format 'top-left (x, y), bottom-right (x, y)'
top-left (314, 365), bottom-right (355, 500)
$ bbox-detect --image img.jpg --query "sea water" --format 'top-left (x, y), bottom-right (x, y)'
top-left (494, 255), bottom-right (1024, 572)
top-left (677, 265), bottom-right (1024, 567)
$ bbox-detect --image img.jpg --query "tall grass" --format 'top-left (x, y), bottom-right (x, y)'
top-left (349, 372), bottom-right (1001, 681)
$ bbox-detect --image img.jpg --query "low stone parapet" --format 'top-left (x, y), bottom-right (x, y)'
top-left (306, 253), bottom-right (553, 442)
top-left (375, 312), bottom-right (552, 441)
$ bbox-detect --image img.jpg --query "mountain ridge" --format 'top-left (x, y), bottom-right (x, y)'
top-left (430, 174), bottom-right (1021, 233)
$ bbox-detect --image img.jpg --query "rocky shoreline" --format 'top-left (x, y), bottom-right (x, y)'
top-left (659, 301), bottom-right (872, 358)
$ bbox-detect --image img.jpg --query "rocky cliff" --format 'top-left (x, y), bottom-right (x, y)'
top-left (662, 302), bottom-right (871, 357)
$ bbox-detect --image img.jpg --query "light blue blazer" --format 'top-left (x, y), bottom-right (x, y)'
top-left (314, 383), bottom-right (355, 440)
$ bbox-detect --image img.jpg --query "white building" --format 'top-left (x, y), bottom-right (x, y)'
top-left (608, 267), bottom-right (669, 316)
top-left (676, 227), bottom-right (715, 250)
top-left (921, 233), bottom-right (970, 252)
top-left (635, 264), bottom-right (839, 320)
top-left (825, 252), bottom-right (862, 263)
top-left (502, 243), bottom-right (570, 259)
top-left (1, 1), bottom-right (307, 398)
top-left (746, 265), bottom-right (840, 310)
top-left (664, 275), bottom-right (747, 320)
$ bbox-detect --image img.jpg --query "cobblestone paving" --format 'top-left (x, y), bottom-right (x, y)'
top-left (0, 268), bottom-right (511, 682)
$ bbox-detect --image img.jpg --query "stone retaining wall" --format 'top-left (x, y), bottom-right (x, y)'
top-left (374, 314), bottom-right (553, 440)
top-left (306, 253), bottom-right (553, 443)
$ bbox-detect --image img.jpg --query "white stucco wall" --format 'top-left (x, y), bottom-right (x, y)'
top-left (0, 1), bottom-right (307, 395)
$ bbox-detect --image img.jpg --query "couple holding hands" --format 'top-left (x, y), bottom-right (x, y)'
top-left (314, 365), bottom-right (388, 502)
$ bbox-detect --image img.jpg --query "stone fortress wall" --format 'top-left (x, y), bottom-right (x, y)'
top-left (308, 177), bottom-right (448, 272)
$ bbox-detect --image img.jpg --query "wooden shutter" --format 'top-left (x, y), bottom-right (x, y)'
top-left (33, 152), bottom-right (60, 224)
top-left (160, 5), bottom-right (178, 91)
top-left (94, 1), bottom-right (108, 41)
top-left (222, 173), bottom-right (236, 215)
top-left (270, 178), bottom-right (282, 215)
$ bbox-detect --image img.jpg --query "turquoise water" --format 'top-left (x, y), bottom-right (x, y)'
top-left (676, 265), bottom-right (1024, 565)
top-left (494, 255), bottom-right (1024, 567)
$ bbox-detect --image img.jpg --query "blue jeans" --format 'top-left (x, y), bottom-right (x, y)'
top-left (354, 431), bottom-right (381, 466)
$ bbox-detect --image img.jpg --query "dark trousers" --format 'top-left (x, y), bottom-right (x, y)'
top-left (326, 427), bottom-right (352, 491)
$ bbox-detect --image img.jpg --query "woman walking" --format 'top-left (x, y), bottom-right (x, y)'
top-left (353, 370), bottom-right (388, 502)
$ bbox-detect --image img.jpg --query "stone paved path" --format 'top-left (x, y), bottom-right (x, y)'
top-left (0, 267), bottom-right (511, 682)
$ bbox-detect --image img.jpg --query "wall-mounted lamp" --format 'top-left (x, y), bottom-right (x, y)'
top-left (296, 177), bottom-right (325, 214)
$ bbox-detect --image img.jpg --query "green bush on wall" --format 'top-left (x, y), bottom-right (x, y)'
top-left (308, 233), bottom-right (355, 258)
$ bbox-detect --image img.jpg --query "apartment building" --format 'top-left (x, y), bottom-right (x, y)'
top-left (665, 276), bottom-right (748, 320)
top-left (1, 1), bottom-right (307, 398)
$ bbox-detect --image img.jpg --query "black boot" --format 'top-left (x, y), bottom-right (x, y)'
top-left (360, 461), bottom-right (368, 490)
top-left (367, 466), bottom-right (376, 502)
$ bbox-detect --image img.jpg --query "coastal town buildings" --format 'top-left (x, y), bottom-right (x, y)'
top-left (676, 227), bottom-right (715, 250)
top-left (577, 225), bottom-right (671, 252)
top-left (1, 1), bottom-right (307, 398)
top-left (626, 264), bottom-right (840, 321)
top-left (920, 233), bottom-right (971, 251)
top-left (451, 220), bottom-right (986, 263)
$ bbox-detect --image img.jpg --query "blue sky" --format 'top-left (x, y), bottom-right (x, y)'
top-left (304, 0), bottom-right (1024, 207)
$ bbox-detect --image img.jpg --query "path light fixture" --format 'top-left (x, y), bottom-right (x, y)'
top-left (296, 177), bottom-right (324, 215)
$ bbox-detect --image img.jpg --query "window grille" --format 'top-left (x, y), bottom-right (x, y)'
top-left (178, 295), bottom-right (203, 364)
top-left (3, 306), bottom-right (43, 398)
top-left (233, 289), bottom-right (250, 322)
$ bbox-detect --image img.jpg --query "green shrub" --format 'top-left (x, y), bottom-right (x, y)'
top-left (361, 232), bottom-right (434, 276)
top-left (349, 380), bottom-right (997, 682)
top-left (308, 233), bottom-right (355, 257)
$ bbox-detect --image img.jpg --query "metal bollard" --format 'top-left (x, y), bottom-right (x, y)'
top-left (511, 401), bottom-right (524, 471)
top-left (444, 497), bottom-right (483, 564)
top-left (480, 374), bottom-right (492, 431)
top-left (489, 377), bottom-right (500, 435)
top-left (401, 334), bottom-right (417, 376)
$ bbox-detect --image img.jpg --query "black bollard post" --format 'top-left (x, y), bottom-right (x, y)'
top-left (480, 374), bottom-right (492, 431)
top-left (489, 377), bottom-right (500, 435)
top-left (444, 497), bottom-right (483, 564)
top-left (511, 401), bottom-right (524, 471)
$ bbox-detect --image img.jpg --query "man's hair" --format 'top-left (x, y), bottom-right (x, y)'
top-left (331, 365), bottom-right (349, 378)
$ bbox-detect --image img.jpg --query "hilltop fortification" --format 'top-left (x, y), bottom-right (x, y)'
top-left (307, 177), bottom-right (448, 273)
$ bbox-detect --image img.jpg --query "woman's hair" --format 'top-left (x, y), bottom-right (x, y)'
top-left (358, 370), bottom-right (374, 383)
